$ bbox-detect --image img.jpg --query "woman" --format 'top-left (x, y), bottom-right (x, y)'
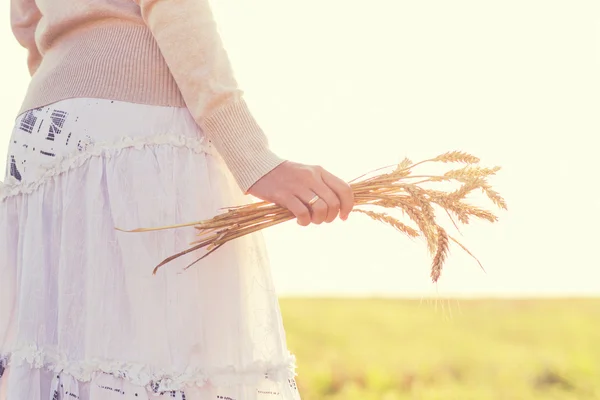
top-left (0, 0), bottom-right (354, 399)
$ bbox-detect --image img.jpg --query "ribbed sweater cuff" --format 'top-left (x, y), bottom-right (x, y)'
top-left (201, 98), bottom-right (286, 193)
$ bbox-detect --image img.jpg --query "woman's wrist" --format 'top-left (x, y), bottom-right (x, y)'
top-left (201, 97), bottom-right (285, 192)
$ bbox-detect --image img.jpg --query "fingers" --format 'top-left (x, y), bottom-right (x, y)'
top-left (308, 182), bottom-right (341, 223)
top-left (298, 187), bottom-right (336, 225)
top-left (320, 169), bottom-right (354, 220)
top-left (283, 196), bottom-right (312, 226)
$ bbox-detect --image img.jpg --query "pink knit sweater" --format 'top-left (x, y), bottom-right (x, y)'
top-left (10, 0), bottom-right (285, 193)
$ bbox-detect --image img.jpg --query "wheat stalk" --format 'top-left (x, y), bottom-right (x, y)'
top-left (115, 151), bottom-right (506, 282)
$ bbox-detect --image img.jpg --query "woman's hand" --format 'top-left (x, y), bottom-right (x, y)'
top-left (247, 161), bottom-right (354, 226)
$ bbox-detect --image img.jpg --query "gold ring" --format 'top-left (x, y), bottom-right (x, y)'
top-left (308, 194), bottom-right (320, 206)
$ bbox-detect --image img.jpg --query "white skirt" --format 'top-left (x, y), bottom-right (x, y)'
top-left (0, 98), bottom-right (300, 400)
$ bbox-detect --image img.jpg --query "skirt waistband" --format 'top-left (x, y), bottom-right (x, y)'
top-left (5, 98), bottom-right (208, 185)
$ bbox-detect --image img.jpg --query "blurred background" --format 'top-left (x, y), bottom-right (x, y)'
top-left (2, 0), bottom-right (599, 398)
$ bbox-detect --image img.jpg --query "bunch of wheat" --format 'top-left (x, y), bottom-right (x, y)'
top-left (116, 151), bottom-right (506, 281)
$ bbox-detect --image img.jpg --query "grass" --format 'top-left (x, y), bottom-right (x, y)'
top-left (280, 298), bottom-right (600, 400)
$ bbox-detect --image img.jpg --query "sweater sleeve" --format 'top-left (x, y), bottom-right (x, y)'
top-left (133, 0), bottom-right (285, 193)
top-left (11, 0), bottom-right (43, 76)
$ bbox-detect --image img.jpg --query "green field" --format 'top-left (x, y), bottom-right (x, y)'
top-left (279, 298), bottom-right (600, 400)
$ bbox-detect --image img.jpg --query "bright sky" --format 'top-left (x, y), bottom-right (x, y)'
top-left (1, 0), bottom-right (599, 297)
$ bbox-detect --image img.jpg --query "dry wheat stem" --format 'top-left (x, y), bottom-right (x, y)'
top-left (115, 151), bottom-right (506, 282)
top-left (352, 209), bottom-right (420, 238)
top-left (155, 213), bottom-right (294, 274)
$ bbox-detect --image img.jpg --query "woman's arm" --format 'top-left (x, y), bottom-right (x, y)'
top-left (134, 0), bottom-right (354, 222)
top-left (134, 0), bottom-right (285, 193)
top-left (11, 0), bottom-right (43, 76)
